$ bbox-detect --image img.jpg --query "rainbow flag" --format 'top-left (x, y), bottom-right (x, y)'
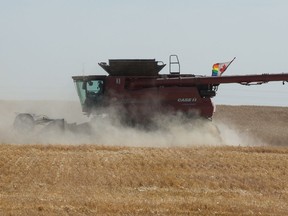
top-left (212, 57), bottom-right (236, 76)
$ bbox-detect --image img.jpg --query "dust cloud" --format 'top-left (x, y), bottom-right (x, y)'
top-left (0, 100), bottom-right (257, 147)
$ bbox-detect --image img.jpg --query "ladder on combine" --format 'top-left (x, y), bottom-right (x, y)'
top-left (169, 54), bottom-right (180, 74)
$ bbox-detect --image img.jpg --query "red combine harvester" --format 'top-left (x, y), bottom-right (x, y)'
top-left (72, 55), bottom-right (288, 122)
top-left (14, 55), bottom-right (288, 133)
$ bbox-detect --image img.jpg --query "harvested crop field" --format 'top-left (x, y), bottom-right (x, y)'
top-left (1, 102), bottom-right (288, 215)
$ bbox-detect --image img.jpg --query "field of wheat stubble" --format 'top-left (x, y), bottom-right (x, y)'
top-left (0, 103), bottom-right (288, 215)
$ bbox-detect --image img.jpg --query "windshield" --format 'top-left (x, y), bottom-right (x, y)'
top-left (75, 80), bottom-right (86, 105)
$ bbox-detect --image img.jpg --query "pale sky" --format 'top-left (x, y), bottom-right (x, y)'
top-left (1, 0), bottom-right (288, 106)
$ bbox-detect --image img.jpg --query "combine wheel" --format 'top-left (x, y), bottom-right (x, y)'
top-left (13, 113), bottom-right (35, 133)
top-left (187, 118), bottom-right (223, 144)
top-left (204, 121), bottom-right (223, 144)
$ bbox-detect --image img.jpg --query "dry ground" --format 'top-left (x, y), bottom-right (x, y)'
top-left (214, 105), bottom-right (288, 146)
top-left (1, 104), bottom-right (288, 215)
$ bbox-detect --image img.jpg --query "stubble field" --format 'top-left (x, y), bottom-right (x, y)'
top-left (0, 101), bottom-right (288, 215)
